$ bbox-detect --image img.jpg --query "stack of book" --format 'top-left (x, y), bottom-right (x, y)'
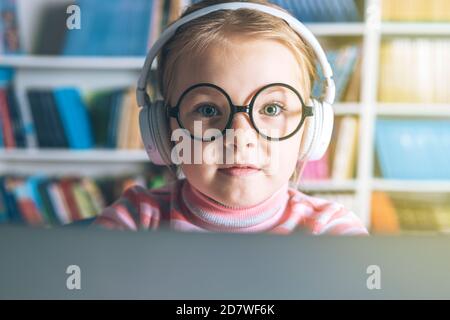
top-left (0, 83), bottom-right (145, 150)
top-left (0, 68), bottom-right (26, 148)
top-left (86, 88), bottom-right (144, 150)
top-left (379, 39), bottom-right (450, 103)
top-left (313, 44), bottom-right (361, 102)
top-left (375, 119), bottom-right (450, 180)
top-left (302, 116), bottom-right (359, 181)
top-left (269, 0), bottom-right (362, 22)
top-left (371, 191), bottom-right (450, 234)
top-left (382, 0), bottom-right (450, 21)
top-left (0, 172), bottom-right (168, 226)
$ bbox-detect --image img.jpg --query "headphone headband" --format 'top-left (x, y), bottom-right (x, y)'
top-left (137, 2), bottom-right (336, 107)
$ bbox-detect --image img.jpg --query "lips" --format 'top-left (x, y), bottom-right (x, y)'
top-left (218, 165), bottom-right (261, 177)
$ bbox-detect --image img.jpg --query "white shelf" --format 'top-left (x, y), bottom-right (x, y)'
top-left (306, 23), bottom-right (365, 36)
top-left (0, 55), bottom-right (146, 70)
top-left (0, 149), bottom-right (149, 162)
top-left (298, 180), bottom-right (357, 192)
top-left (381, 22), bottom-right (450, 35)
top-left (334, 103), bottom-right (361, 115)
top-left (377, 103), bottom-right (450, 117)
top-left (372, 179), bottom-right (450, 193)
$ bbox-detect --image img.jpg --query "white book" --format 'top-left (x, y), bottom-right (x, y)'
top-left (47, 182), bottom-right (72, 225)
top-left (332, 116), bottom-right (358, 180)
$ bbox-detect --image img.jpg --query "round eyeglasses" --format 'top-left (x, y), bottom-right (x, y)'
top-left (167, 82), bottom-right (313, 141)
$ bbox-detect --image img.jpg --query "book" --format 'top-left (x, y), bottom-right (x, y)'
top-left (270, 0), bottom-right (362, 22)
top-left (379, 38), bottom-right (450, 103)
top-left (370, 192), bottom-right (400, 234)
top-left (47, 181), bottom-right (72, 225)
top-left (0, 173), bottom-right (168, 227)
top-left (313, 44), bottom-right (361, 102)
top-left (27, 90), bottom-right (49, 148)
top-left (63, 0), bottom-right (154, 56)
top-left (5, 85), bottom-right (26, 147)
top-left (12, 180), bottom-right (45, 226)
top-left (53, 87), bottom-right (94, 149)
top-left (0, 87), bottom-right (15, 148)
top-left (331, 116), bottom-right (358, 180)
top-left (302, 150), bottom-right (330, 181)
top-left (0, 176), bottom-right (23, 224)
top-left (0, 0), bottom-right (22, 54)
top-left (382, 0), bottom-right (450, 22)
top-left (40, 90), bottom-right (69, 148)
top-left (376, 119), bottom-right (450, 180)
top-left (32, 1), bottom-right (71, 55)
top-left (59, 177), bottom-right (83, 222)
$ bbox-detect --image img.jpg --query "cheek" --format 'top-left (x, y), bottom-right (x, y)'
top-left (181, 163), bottom-right (215, 187)
top-left (266, 129), bottom-right (303, 176)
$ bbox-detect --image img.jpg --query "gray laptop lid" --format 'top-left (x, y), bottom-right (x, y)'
top-left (1, 226), bottom-right (450, 299)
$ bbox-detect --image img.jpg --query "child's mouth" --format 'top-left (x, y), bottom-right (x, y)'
top-left (218, 165), bottom-right (262, 177)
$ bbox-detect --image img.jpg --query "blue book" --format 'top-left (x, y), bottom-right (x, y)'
top-left (0, 176), bottom-right (23, 224)
top-left (0, 178), bottom-right (8, 223)
top-left (53, 88), bottom-right (93, 149)
top-left (376, 120), bottom-right (450, 180)
top-left (342, 0), bottom-right (361, 22)
top-left (6, 85), bottom-right (26, 147)
top-left (63, 0), bottom-right (153, 56)
top-left (27, 175), bottom-right (49, 223)
top-left (63, 0), bottom-right (95, 55)
top-left (330, 0), bottom-right (347, 22)
top-left (106, 90), bottom-right (124, 148)
top-left (336, 46), bottom-right (359, 101)
top-left (0, 68), bottom-right (14, 85)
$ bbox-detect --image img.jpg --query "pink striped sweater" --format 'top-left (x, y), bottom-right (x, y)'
top-left (94, 179), bottom-right (368, 235)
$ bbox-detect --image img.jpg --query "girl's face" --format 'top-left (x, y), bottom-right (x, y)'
top-left (169, 36), bottom-right (307, 207)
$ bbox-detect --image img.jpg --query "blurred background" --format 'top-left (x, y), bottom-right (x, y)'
top-left (0, 0), bottom-right (449, 234)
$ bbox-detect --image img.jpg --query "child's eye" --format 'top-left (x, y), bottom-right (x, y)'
top-left (195, 104), bottom-right (221, 118)
top-left (260, 103), bottom-right (284, 117)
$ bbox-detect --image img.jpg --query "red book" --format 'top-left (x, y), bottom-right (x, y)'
top-left (59, 177), bottom-right (83, 221)
top-left (17, 199), bottom-right (45, 226)
top-left (0, 89), bottom-right (16, 148)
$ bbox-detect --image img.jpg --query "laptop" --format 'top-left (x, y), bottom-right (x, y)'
top-left (0, 225), bottom-right (449, 299)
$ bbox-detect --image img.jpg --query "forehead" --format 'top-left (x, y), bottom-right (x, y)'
top-left (171, 37), bottom-right (302, 104)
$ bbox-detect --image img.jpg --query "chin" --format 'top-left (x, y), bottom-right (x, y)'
top-left (218, 184), bottom-right (268, 207)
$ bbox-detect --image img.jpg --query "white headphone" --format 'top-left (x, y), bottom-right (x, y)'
top-left (137, 2), bottom-right (335, 166)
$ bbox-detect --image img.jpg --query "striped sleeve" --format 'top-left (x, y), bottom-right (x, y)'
top-left (93, 184), bottom-right (171, 230)
top-left (295, 193), bottom-right (369, 236)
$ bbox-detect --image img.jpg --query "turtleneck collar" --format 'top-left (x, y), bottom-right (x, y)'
top-left (179, 180), bottom-right (290, 231)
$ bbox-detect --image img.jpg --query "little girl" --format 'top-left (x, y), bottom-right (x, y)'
top-left (94, 0), bottom-right (368, 235)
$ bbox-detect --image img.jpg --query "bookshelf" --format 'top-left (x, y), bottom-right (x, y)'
top-left (1, 0), bottom-right (449, 230)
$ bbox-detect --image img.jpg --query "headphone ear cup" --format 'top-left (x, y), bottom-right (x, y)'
top-left (298, 106), bottom-right (315, 162)
top-left (299, 99), bottom-right (334, 161)
top-left (139, 100), bottom-right (172, 165)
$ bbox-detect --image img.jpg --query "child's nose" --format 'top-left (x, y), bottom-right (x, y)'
top-left (230, 112), bottom-right (253, 131)
top-left (225, 113), bottom-right (258, 149)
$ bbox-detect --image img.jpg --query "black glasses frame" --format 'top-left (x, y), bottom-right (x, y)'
top-left (167, 82), bottom-right (314, 142)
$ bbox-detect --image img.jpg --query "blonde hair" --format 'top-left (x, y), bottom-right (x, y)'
top-left (156, 0), bottom-right (317, 185)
